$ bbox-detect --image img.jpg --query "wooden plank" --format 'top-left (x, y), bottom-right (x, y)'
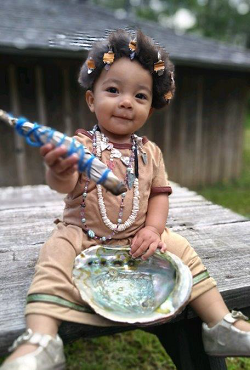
top-left (1, 218), bottom-right (249, 294)
top-left (0, 62), bottom-right (18, 187)
top-left (62, 66), bottom-right (73, 137)
top-left (8, 64), bottom-right (28, 186)
top-left (223, 79), bottom-right (238, 182)
top-left (1, 60), bottom-right (249, 188)
top-left (170, 81), bottom-right (182, 182)
top-left (178, 75), bottom-right (188, 185)
top-left (193, 75), bottom-right (203, 186)
top-left (43, 61), bottom-right (64, 133)
top-left (231, 82), bottom-right (247, 179)
top-left (35, 65), bottom-right (47, 126)
top-left (234, 84), bottom-right (247, 178)
top-left (70, 64), bottom-right (87, 134)
top-left (0, 184), bottom-right (249, 357)
top-left (206, 79), bottom-right (222, 184)
top-left (17, 64), bottom-right (46, 185)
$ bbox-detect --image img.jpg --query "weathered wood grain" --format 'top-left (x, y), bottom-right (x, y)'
top-left (1, 57), bottom-right (249, 188)
top-left (0, 183), bottom-right (249, 357)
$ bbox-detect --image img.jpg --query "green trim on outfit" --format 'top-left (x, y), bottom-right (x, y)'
top-left (27, 270), bottom-right (210, 314)
top-left (27, 293), bottom-right (93, 314)
top-left (192, 270), bottom-right (210, 286)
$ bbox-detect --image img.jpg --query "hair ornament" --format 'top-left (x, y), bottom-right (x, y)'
top-left (129, 39), bottom-right (137, 60)
top-left (87, 57), bottom-right (96, 74)
top-left (164, 91), bottom-right (173, 100)
top-left (103, 46), bottom-right (115, 70)
top-left (164, 91), bottom-right (173, 104)
top-left (170, 71), bottom-right (174, 85)
top-left (154, 52), bottom-right (165, 76)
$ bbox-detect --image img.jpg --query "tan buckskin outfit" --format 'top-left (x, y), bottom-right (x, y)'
top-left (25, 129), bottom-right (216, 326)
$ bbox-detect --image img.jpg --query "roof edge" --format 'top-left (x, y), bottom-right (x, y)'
top-left (1, 45), bottom-right (250, 74)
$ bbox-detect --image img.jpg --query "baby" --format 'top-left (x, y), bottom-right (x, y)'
top-left (1, 29), bottom-right (250, 370)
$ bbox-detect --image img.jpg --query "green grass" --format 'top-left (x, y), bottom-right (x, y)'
top-left (1, 120), bottom-right (250, 369)
top-left (64, 331), bottom-right (250, 369)
top-left (64, 331), bottom-right (175, 370)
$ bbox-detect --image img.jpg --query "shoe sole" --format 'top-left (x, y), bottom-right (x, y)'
top-left (53, 364), bottom-right (66, 370)
top-left (206, 352), bottom-right (250, 358)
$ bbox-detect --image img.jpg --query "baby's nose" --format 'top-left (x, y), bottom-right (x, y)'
top-left (119, 96), bottom-right (133, 109)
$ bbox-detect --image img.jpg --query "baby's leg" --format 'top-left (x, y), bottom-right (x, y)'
top-left (190, 287), bottom-right (250, 331)
top-left (4, 314), bottom-right (61, 363)
top-left (3, 222), bottom-right (86, 366)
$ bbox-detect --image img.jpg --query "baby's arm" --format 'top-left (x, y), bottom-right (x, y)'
top-left (130, 193), bottom-right (169, 260)
top-left (40, 143), bottom-right (79, 194)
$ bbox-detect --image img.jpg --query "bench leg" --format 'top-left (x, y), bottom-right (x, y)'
top-left (144, 317), bottom-right (227, 370)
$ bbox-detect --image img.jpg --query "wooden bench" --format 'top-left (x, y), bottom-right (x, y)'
top-left (0, 183), bottom-right (249, 369)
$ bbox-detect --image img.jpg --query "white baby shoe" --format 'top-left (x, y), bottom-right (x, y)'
top-left (0, 329), bottom-right (66, 370)
top-left (202, 310), bottom-right (250, 357)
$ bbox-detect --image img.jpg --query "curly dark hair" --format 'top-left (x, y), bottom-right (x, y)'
top-left (78, 29), bottom-right (175, 109)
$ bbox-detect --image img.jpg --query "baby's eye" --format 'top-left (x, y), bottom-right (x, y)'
top-left (106, 87), bottom-right (118, 94)
top-left (136, 93), bottom-right (147, 100)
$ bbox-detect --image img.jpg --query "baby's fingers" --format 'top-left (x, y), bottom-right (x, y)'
top-left (40, 143), bottom-right (54, 157)
top-left (131, 240), bottom-right (150, 258)
top-left (52, 154), bottom-right (79, 175)
top-left (130, 235), bottom-right (140, 254)
top-left (43, 145), bottom-right (69, 167)
top-left (158, 241), bottom-right (167, 253)
top-left (141, 241), bottom-right (159, 260)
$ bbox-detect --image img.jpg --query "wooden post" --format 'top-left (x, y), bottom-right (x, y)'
top-left (194, 76), bottom-right (203, 186)
top-left (35, 66), bottom-right (47, 126)
top-left (8, 64), bottom-right (28, 186)
top-left (163, 105), bottom-right (172, 172)
top-left (62, 67), bottom-right (73, 136)
top-left (234, 88), bottom-right (246, 178)
top-left (178, 76), bottom-right (188, 185)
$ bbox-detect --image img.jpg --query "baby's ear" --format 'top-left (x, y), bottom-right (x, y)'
top-left (85, 90), bottom-right (95, 112)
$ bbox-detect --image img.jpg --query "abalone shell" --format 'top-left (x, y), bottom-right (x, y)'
top-left (73, 245), bottom-right (192, 325)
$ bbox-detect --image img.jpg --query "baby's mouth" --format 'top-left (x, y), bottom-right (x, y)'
top-left (113, 116), bottom-right (132, 121)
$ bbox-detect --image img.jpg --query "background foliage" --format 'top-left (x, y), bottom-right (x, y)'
top-left (91, 0), bottom-right (250, 48)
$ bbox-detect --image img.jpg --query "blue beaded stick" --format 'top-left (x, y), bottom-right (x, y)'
top-left (0, 110), bottom-right (127, 196)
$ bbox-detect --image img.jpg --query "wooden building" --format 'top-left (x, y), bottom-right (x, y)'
top-left (0, 0), bottom-right (250, 187)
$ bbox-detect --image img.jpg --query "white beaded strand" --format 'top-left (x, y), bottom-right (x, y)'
top-left (95, 130), bottom-right (140, 232)
top-left (80, 126), bottom-right (140, 240)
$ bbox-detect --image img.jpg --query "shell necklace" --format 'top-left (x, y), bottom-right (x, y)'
top-left (80, 126), bottom-right (140, 242)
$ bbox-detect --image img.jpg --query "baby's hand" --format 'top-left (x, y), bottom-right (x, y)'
top-left (40, 143), bottom-right (79, 180)
top-left (130, 226), bottom-right (167, 260)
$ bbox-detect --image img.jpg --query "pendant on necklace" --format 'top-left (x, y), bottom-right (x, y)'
top-left (111, 148), bottom-right (122, 158)
top-left (100, 141), bottom-right (109, 152)
top-left (107, 160), bottom-right (116, 170)
top-left (127, 170), bottom-right (135, 189)
top-left (107, 143), bottom-right (113, 150)
top-left (121, 156), bottom-right (130, 166)
top-left (141, 151), bottom-right (147, 165)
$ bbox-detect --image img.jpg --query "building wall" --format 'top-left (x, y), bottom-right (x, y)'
top-left (0, 54), bottom-right (249, 187)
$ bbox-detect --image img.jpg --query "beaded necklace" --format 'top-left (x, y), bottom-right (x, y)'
top-left (80, 126), bottom-right (140, 242)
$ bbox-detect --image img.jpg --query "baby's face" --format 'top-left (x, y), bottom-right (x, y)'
top-left (86, 57), bottom-right (153, 143)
